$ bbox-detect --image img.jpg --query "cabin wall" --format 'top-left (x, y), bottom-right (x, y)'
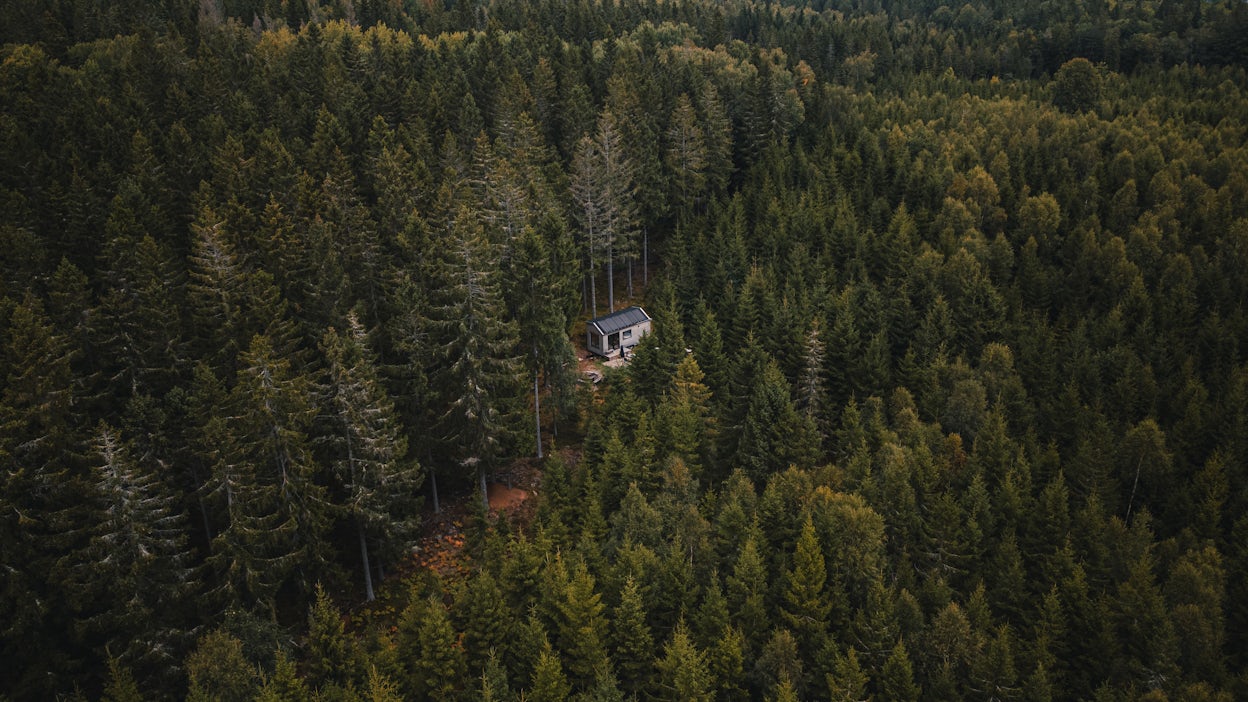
top-left (586, 318), bottom-right (652, 358)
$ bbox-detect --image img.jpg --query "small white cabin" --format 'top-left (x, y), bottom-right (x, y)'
top-left (587, 306), bottom-right (651, 359)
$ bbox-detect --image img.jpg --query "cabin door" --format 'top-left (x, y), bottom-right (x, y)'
top-left (608, 332), bottom-right (620, 350)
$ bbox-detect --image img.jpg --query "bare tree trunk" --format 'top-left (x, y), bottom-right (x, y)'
top-left (478, 466), bottom-right (489, 512)
top-left (534, 369), bottom-right (543, 459)
top-left (430, 467), bottom-right (440, 514)
top-left (628, 256), bottom-right (634, 299)
top-left (643, 228), bottom-right (649, 286)
top-left (358, 520), bottom-right (374, 601)
top-left (1126, 455), bottom-right (1143, 523)
top-left (590, 265), bottom-right (597, 318)
top-left (607, 245), bottom-right (614, 312)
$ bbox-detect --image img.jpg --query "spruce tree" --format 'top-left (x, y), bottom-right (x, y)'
top-left (403, 595), bottom-right (466, 700)
top-left (612, 575), bottom-right (655, 697)
top-left (210, 334), bottom-right (328, 612)
top-left (426, 203), bottom-right (524, 507)
top-left (67, 422), bottom-right (197, 686)
top-left (666, 93), bottom-right (708, 216)
top-left (0, 295), bottom-right (84, 698)
top-left (528, 636), bottom-right (571, 702)
top-left (557, 559), bottom-right (610, 690)
top-left (305, 584), bottom-right (356, 690)
top-left (321, 313), bottom-right (421, 601)
top-left (570, 109), bottom-right (638, 314)
top-left (655, 620), bottom-right (713, 702)
top-left (782, 515), bottom-right (830, 651)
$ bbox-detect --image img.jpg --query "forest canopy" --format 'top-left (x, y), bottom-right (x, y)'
top-left (1, 0), bottom-right (1247, 700)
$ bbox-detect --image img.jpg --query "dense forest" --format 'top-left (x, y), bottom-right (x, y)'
top-left (2, 0), bottom-right (1247, 699)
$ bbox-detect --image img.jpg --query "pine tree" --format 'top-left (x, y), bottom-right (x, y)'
top-left (364, 665), bottom-right (405, 702)
top-left (570, 109), bottom-right (638, 314)
top-left (403, 595), bottom-right (466, 699)
top-left (528, 636), bottom-right (571, 702)
top-left (826, 646), bottom-right (870, 702)
top-left (321, 313), bottom-right (421, 601)
top-left (709, 625), bottom-right (750, 702)
top-left (184, 630), bottom-right (260, 702)
top-left (478, 649), bottom-right (513, 702)
top-left (655, 620), bottom-right (713, 702)
top-left (666, 93), bottom-right (707, 216)
top-left (658, 354), bottom-right (717, 476)
top-left (782, 515), bottom-right (830, 651)
top-left (557, 559), bottom-right (610, 689)
top-left (210, 334), bottom-right (328, 612)
top-left (0, 295), bottom-right (84, 698)
top-left (254, 649), bottom-right (312, 702)
top-left (727, 536), bottom-right (771, 650)
top-left (878, 639), bottom-right (921, 702)
top-left (101, 656), bottom-right (144, 702)
top-left (67, 422), bottom-right (197, 685)
top-left (305, 584), bottom-right (355, 689)
top-left (426, 203), bottom-right (524, 507)
top-left (456, 570), bottom-right (512, 679)
top-left (736, 360), bottom-right (820, 481)
top-left (186, 206), bottom-right (297, 378)
top-left (698, 82), bottom-right (734, 195)
top-left (612, 575), bottom-right (655, 697)
top-left (508, 225), bottom-right (578, 460)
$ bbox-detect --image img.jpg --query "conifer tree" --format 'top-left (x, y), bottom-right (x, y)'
top-left (709, 626), bottom-right (750, 702)
top-left (728, 536), bottom-right (771, 650)
top-left (321, 313), bottom-right (421, 600)
top-left (305, 584), bottom-right (355, 690)
top-left (254, 649), bottom-right (312, 702)
top-left (210, 334), bottom-right (328, 612)
top-left (101, 656), bottom-right (144, 702)
top-left (403, 595), bottom-right (466, 700)
top-left (66, 422), bottom-right (197, 685)
top-left (478, 650), bottom-right (513, 702)
top-left (528, 636), bottom-right (571, 702)
top-left (879, 639), bottom-right (921, 702)
top-left (658, 354), bottom-right (717, 476)
top-left (184, 630), bottom-right (259, 702)
top-left (0, 295), bottom-right (83, 698)
top-left (456, 570), bottom-right (511, 679)
top-left (736, 360), bottom-right (820, 481)
top-left (782, 515), bottom-right (830, 651)
top-left (508, 225), bottom-right (578, 459)
top-left (570, 109), bottom-right (638, 314)
top-left (666, 93), bottom-right (708, 216)
top-left (557, 559), bottom-right (610, 689)
top-left (426, 203), bottom-right (523, 507)
top-left (655, 620), bottom-right (713, 702)
top-left (826, 646), bottom-right (870, 702)
top-left (612, 575), bottom-right (655, 697)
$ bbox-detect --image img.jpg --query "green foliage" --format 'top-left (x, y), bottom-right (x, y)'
top-left (655, 620), bottom-right (713, 702)
top-left (1052, 58), bottom-right (1103, 113)
top-left (0, 1), bottom-right (1246, 699)
top-left (185, 630), bottom-right (260, 702)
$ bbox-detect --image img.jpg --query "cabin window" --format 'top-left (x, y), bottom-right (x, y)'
top-left (623, 329), bottom-right (632, 339)
top-left (608, 332), bottom-right (620, 349)
top-left (590, 331), bottom-right (602, 349)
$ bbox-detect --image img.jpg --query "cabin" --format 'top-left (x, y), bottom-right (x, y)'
top-left (586, 306), bottom-right (651, 359)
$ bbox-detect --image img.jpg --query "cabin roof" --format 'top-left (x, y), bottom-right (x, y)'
top-left (588, 306), bottom-right (651, 335)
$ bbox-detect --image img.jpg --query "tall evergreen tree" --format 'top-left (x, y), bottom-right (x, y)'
top-left (64, 422), bottom-right (196, 687)
top-left (321, 313), bottom-right (421, 601)
top-left (570, 109), bottom-right (638, 314)
top-left (425, 204), bottom-right (524, 507)
top-left (209, 334), bottom-right (328, 613)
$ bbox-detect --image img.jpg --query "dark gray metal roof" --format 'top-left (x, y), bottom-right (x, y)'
top-left (589, 306), bottom-right (651, 335)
